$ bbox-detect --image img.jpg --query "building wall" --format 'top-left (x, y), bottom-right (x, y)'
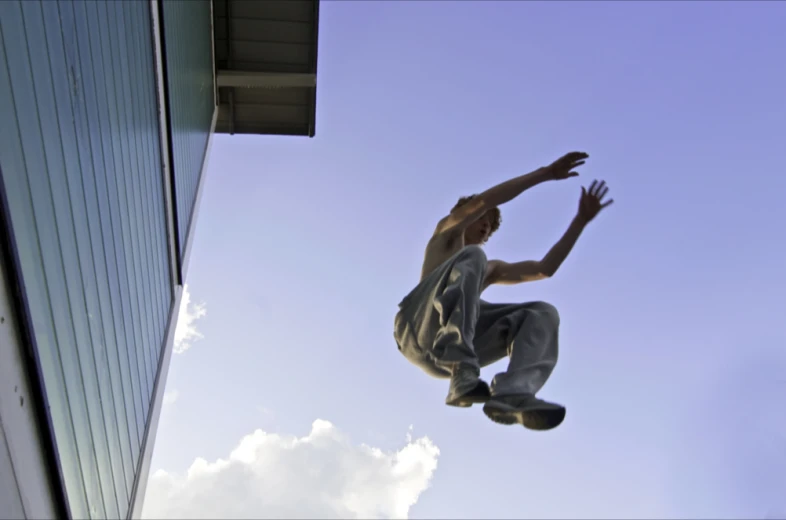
top-left (0, 203), bottom-right (61, 520)
top-left (0, 1), bottom-right (172, 518)
top-left (0, 423), bottom-right (25, 519)
top-left (161, 0), bottom-right (215, 260)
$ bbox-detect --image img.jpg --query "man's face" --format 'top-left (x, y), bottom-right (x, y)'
top-left (465, 211), bottom-right (493, 245)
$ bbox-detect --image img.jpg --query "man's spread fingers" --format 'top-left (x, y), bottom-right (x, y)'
top-left (601, 199), bottom-right (614, 208)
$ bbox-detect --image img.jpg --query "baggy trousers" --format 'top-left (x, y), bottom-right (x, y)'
top-left (394, 245), bottom-right (560, 397)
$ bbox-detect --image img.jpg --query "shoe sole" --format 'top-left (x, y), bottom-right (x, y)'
top-left (483, 400), bottom-right (566, 430)
top-left (445, 380), bottom-right (491, 407)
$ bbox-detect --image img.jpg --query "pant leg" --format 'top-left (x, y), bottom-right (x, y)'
top-left (394, 245), bottom-right (487, 377)
top-left (473, 300), bottom-right (560, 396)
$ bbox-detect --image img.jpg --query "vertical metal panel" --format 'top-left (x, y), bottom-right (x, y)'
top-left (66, 0), bottom-right (142, 498)
top-left (0, 424), bottom-right (26, 519)
top-left (0, 1), bottom-right (172, 518)
top-left (0, 173), bottom-right (64, 519)
top-left (160, 0), bottom-right (215, 258)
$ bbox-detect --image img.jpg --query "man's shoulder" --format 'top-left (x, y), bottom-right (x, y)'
top-left (432, 211), bottom-right (463, 238)
top-left (433, 214), bottom-right (450, 234)
top-left (429, 221), bottom-right (460, 247)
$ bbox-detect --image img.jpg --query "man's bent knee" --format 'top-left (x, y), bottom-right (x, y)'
top-left (530, 301), bottom-right (560, 325)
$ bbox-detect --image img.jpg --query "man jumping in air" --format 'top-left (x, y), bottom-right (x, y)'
top-left (393, 152), bottom-right (613, 431)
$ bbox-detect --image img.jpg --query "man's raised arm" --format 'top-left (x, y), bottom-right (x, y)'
top-left (487, 180), bottom-right (614, 286)
top-left (439, 151), bottom-right (589, 234)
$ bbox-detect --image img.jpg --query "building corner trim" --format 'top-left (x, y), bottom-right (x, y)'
top-left (126, 286), bottom-right (184, 520)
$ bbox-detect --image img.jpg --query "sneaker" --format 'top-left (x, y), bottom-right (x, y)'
top-left (483, 394), bottom-right (566, 430)
top-left (445, 367), bottom-right (490, 407)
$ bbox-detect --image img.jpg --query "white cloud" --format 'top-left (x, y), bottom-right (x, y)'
top-left (162, 390), bottom-right (179, 406)
top-left (142, 420), bottom-right (440, 519)
top-left (174, 284), bottom-right (207, 354)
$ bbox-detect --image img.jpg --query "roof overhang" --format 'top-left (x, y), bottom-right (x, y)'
top-left (212, 0), bottom-right (320, 137)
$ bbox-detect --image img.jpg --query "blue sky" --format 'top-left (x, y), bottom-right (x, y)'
top-left (143, 2), bottom-right (786, 518)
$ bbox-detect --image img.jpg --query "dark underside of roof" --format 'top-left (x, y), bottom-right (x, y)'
top-left (212, 0), bottom-right (319, 137)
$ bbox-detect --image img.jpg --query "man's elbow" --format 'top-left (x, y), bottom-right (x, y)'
top-left (538, 261), bottom-right (557, 278)
top-left (508, 263), bottom-right (552, 284)
top-left (490, 260), bottom-right (552, 285)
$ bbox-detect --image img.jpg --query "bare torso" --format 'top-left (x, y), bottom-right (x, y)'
top-left (420, 231), bottom-right (463, 281)
top-left (420, 224), bottom-right (494, 284)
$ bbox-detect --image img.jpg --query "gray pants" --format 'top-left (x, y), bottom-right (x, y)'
top-left (394, 245), bottom-right (560, 397)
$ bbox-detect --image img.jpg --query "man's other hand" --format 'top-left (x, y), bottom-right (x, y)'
top-left (545, 151), bottom-right (589, 180)
top-left (577, 179), bottom-right (613, 223)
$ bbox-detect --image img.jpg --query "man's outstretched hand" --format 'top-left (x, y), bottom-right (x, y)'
top-left (578, 180), bottom-right (613, 223)
top-left (544, 151), bottom-right (589, 180)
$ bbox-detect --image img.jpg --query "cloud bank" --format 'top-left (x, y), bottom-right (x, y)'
top-left (174, 284), bottom-right (206, 354)
top-left (142, 420), bottom-right (440, 519)
top-left (162, 390), bottom-right (179, 406)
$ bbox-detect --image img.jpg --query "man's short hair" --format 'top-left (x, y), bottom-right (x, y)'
top-left (453, 194), bottom-right (502, 239)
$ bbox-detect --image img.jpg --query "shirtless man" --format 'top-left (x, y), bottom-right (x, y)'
top-left (393, 152), bottom-right (613, 431)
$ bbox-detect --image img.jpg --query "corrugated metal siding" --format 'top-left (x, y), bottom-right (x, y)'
top-left (0, 425), bottom-right (25, 519)
top-left (0, 1), bottom-right (172, 519)
top-left (161, 0), bottom-right (215, 258)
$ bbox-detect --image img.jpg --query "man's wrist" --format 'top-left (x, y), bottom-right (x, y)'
top-left (536, 166), bottom-right (554, 181)
top-left (574, 213), bottom-right (589, 227)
